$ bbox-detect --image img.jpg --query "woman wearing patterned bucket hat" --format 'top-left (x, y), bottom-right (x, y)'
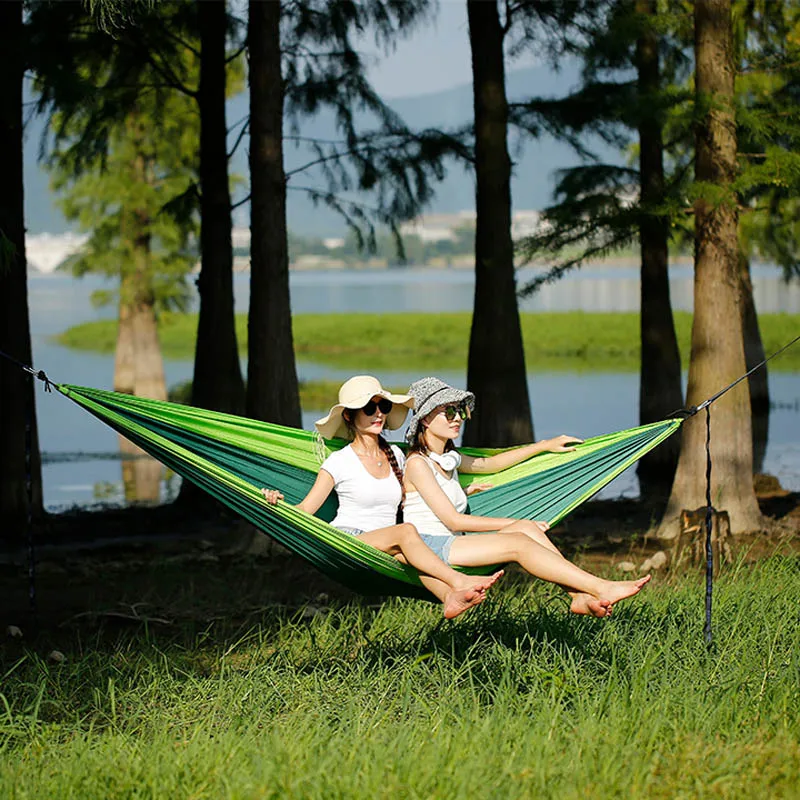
top-left (262, 376), bottom-right (502, 619)
top-left (402, 377), bottom-right (651, 618)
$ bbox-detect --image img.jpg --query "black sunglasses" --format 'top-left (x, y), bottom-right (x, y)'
top-left (440, 404), bottom-right (468, 421)
top-left (361, 398), bottom-right (393, 416)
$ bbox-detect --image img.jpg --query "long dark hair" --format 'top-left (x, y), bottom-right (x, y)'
top-left (408, 414), bottom-right (456, 457)
top-left (343, 409), bottom-right (405, 523)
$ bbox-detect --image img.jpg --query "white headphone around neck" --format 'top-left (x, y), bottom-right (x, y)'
top-left (428, 450), bottom-right (461, 472)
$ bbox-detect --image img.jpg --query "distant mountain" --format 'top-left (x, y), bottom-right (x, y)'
top-left (24, 63), bottom-right (623, 237)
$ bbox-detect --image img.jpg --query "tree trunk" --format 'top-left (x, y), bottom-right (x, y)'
top-left (192, 0), bottom-right (245, 415)
top-left (463, 0), bottom-right (533, 447)
top-left (246, 0), bottom-right (301, 425)
top-left (118, 129), bottom-right (166, 505)
top-left (657, 0), bottom-right (762, 539)
top-left (635, 0), bottom-right (683, 498)
top-left (739, 251), bottom-right (769, 472)
top-left (120, 241), bottom-right (165, 507)
top-left (0, 0), bottom-right (44, 540)
top-left (114, 273), bottom-right (136, 394)
top-left (120, 435), bottom-right (162, 504)
top-left (130, 228), bottom-right (166, 402)
top-left (123, 128), bottom-right (167, 404)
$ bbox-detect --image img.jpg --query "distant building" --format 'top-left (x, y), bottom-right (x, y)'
top-left (510, 210), bottom-right (542, 240)
top-left (400, 211), bottom-right (476, 242)
top-left (401, 209), bottom-right (544, 243)
top-left (26, 232), bottom-right (88, 273)
top-left (232, 227), bottom-right (251, 250)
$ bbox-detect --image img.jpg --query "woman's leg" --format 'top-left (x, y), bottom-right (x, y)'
top-left (357, 523), bottom-right (503, 619)
top-left (502, 519), bottom-right (561, 553)
top-left (497, 520), bottom-right (613, 617)
top-left (449, 532), bottom-right (649, 611)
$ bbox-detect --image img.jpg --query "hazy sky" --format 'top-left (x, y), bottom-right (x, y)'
top-left (364, 2), bottom-right (471, 98)
top-left (24, 1), bottom-right (549, 235)
top-left (363, 0), bottom-right (537, 99)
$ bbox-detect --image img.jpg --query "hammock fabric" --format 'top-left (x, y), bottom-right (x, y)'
top-left (56, 384), bottom-right (682, 599)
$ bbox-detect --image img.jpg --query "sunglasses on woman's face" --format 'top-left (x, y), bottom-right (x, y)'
top-left (439, 404), bottom-right (468, 422)
top-left (361, 398), bottom-right (393, 416)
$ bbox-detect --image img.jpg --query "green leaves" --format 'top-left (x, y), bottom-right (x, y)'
top-left (32, 1), bottom-right (209, 311)
top-left (82, 0), bottom-right (155, 33)
top-left (512, 0), bottom-right (800, 282)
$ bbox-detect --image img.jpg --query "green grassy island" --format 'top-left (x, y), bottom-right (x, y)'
top-left (57, 310), bottom-right (800, 372)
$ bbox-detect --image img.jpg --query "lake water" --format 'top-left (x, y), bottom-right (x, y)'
top-left (26, 265), bottom-right (800, 511)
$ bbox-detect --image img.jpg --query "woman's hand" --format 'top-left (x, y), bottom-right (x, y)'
top-left (261, 488), bottom-right (284, 505)
top-left (465, 482), bottom-right (493, 496)
top-left (462, 433), bottom-right (583, 475)
top-left (542, 434), bottom-right (583, 453)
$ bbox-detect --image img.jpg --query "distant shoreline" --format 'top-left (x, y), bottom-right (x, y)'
top-left (233, 254), bottom-right (696, 272)
top-left (32, 254), bottom-right (793, 277)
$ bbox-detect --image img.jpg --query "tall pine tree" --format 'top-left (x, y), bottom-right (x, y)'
top-left (0, 0), bottom-right (43, 538)
top-left (244, 0), bottom-right (450, 425)
top-left (658, 0), bottom-right (763, 537)
top-left (512, 0), bottom-right (689, 493)
top-left (464, 0), bottom-right (533, 447)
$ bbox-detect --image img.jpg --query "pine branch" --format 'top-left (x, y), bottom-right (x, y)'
top-left (231, 194), bottom-right (250, 212)
top-left (227, 118), bottom-right (250, 160)
top-left (136, 45), bottom-right (197, 99)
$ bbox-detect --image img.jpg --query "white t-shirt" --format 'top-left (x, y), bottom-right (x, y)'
top-left (320, 444), bottom-right (406, 532)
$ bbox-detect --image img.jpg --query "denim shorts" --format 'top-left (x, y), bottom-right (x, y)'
top-left (336, 527), bottom-right (456, 564)
top-left (419, 533), bottom-right (457, 564)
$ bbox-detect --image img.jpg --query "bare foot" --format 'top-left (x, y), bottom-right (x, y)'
top-left (570, 593), bottom-right (612, 618)
top-left (599, 574), bottom-right (652, 606)
top-left (443, 570), bottom-right (504, 619)
top-left (460, 569), bottom-right (504, 594)
top-left (443, 586), bottom-right (486, 619)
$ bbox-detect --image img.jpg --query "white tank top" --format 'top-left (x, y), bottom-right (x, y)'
top-left (403, 454), bottom-right (467, 537)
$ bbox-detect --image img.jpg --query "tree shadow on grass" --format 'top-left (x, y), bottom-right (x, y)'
top-left (6, 547), bottom-right (793, 699)
top-left (8, 556), bottom-right (797, 741)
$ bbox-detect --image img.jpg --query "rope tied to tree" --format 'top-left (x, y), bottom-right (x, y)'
top-left (0, 348), bottom-right (59, 617)
top-left (677, 332), bottom-right (800, 420)
top-left (0, 348), bottom-right (56, 391)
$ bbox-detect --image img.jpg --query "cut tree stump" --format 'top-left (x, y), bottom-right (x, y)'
top-left (672, 507), bottom-right (733, 576)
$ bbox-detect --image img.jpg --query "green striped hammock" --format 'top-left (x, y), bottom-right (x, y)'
top-left (57, 384), bottom-right (682, 599)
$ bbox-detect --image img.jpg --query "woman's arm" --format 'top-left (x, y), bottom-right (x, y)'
top-left (262, 470), bottom-right (335, 516)
top-left (460, 434), bottom-right (583, 474)
top-left (405, 457), bottom-right (516, 533)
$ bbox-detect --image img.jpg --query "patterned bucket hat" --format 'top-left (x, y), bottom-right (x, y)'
top-left (404, 377), bottom-right (475, 443)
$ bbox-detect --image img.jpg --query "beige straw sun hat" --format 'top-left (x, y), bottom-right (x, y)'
top-left (314, 375), bottom-right (414, 439)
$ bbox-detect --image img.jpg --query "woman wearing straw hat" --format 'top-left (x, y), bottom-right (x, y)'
top-left (402, 377), bottom-right (651, 618)
top-left (262, 375), bottom-right (502, 619)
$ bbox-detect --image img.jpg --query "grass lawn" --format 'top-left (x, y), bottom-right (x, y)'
top-left (56, 311), bottom-right (800, 373)
top-left (2, 550), bottom-right (799, 798)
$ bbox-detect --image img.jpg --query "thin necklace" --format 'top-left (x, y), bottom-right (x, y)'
top-left (352, 444), bottom-right (383, 466)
